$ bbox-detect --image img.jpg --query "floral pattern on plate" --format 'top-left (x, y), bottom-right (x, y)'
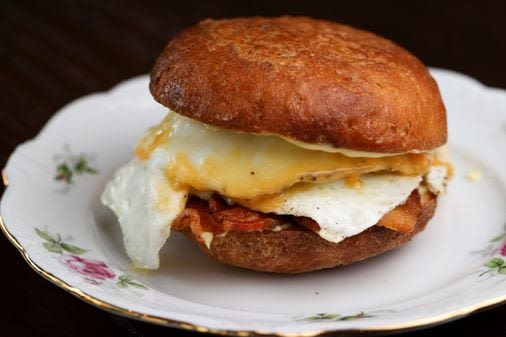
top-left (36, 228), bottom-right (148, 290)
top-left (297, 312), bottom-right (375, 322)
top-left (54, 145), bottom-right (97, 188)
top-left (474, 224), bottom-right (506, 278)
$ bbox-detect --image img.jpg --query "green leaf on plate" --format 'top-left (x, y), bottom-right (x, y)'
top-left (55, 164), bottom-right (73, 183)
top-left (74, 158), bottom-right (87, 174)
top-left (490, 233), bottom-right (506, 242)
top-left (35, 228), bottom-right (56, 243)
top-left (306, 313), bottom-right (338, 321)
top-left (74, 158), bottom-right (97, 175)
top-left (499, 266), bottom-right (506, 275)
top-left (349, 313), bottom-right (373, 320)
top-left (485, 257), bottom-right (504, 268)
top-left (43, 242), bottom-right (63, 254)
top-left (116, 281), bottom-right (128, 289)
top-left (322, 314), bottom-right (338, 320)
top-left (119, 275), bottom-right (133, 282)
top-left (116, 275), bottom-right (148, 290)
top-left (127, 282), bottom-right (148, 290)
top-left (60, 243), bottom-right (87, 255)
top-left (85, 167), bottom-right (98, 174)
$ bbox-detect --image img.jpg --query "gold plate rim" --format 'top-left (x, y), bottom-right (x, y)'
top-left (1, 168), bottom-right (505, 336)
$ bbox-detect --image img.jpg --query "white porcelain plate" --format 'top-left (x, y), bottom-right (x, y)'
top-left (2, 68), bottom-right (506, 336)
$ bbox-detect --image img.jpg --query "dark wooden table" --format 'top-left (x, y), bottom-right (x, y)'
top-left (2, 1), bottom-right (505, 336)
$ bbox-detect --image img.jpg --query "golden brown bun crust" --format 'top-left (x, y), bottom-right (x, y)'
top-left (150, 16), bottom-right (446, 153)
top-left (184, 194), bottom-right (436, 273)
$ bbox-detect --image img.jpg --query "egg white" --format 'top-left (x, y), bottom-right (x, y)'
top-left (101, 157), bottom-right (188, 269)
top-left (235, 174), bottom-right (422, 243)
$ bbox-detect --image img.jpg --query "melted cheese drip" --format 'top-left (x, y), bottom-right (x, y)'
top-left (135, 111), bottom-right (433, 199)
top-left (345, 174), bottom-right (364, 189)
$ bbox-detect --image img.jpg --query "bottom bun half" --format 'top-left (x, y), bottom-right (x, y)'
top-left (181, 192), bottom-right (436, 273)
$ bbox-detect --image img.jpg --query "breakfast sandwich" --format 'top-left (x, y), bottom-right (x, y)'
top-left (102, 16), bottom-right (451, 273)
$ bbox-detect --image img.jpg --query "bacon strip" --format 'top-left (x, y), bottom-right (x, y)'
top-left (377, 191), bottom-right (421, 233)
top-left (173, 191), bottom-right (423, 242)
top-left (173, 195), bottom-right (283, 243)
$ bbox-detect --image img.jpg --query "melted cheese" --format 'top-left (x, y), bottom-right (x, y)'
top-left (280, 136), bottom-right (411, 157)
top-left (135, 110), bottom-right (433, 199)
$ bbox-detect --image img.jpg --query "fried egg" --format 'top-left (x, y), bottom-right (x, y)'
top-left (102, 110), bottom-right (448, 269)
top-left (102, 157), bottom-right (428, 269)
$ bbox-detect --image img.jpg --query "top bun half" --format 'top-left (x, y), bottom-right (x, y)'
top-left (150, 16), bottom-right (447, 153)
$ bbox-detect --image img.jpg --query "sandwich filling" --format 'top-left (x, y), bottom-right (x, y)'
top-left (102, 110), bottom-right (451, 269)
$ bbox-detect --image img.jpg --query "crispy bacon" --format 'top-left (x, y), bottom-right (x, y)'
top-left (214, 207), bottom-right (280, 232)
top-left (173, 195), bottom-right (283, 240)
top-left (293, 217), bottom-right (321, 232)
top-left (377, 191), bottom-right (421, 233)
top-left (174, 191), bottom-right (424, 242)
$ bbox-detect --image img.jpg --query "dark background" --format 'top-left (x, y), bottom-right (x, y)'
top-left (1, 1), bottom-right (505, 336)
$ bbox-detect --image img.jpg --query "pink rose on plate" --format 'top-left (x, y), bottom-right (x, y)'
top-left (60, 255), bottom-right (116, 284)
top-left (501, 243), bottom-right (506, 257)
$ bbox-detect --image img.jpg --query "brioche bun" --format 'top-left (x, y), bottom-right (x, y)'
top-left (179, 192), bottom-right (436, 273)
top-left (150, 16), bottom-right (446, 153)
